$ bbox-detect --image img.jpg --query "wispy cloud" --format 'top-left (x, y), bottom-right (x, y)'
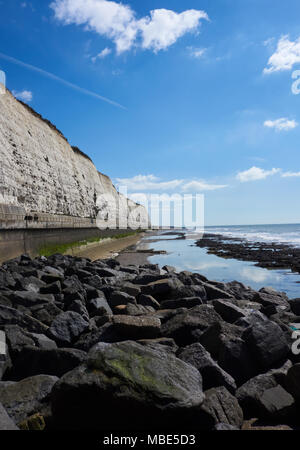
top-left (91, 47), bottom-right (112, 63)
top-left (51, 0), bottom-right (208, 54)
top-left (12, 89), bottom-right (33, 102)
top-left (182, 180), bottom-right (227, 192)
top-left (264, 118), bottom-right (298, 131)
top-left (115, 174), bottom-right (227, 193)
top-left (264, 35), bottom-right (300, 74)
top-left (0, 52), bottom-right (125, 109)
top-left (281, 171), bottom-right (300, 178)
top-left (188, 47), bottom-right (207, 58)
top-left (237, 166), bottom-right (280, 182)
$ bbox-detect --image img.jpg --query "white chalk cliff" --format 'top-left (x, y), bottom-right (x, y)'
top-left (0, 85), bottom-right (149, 230)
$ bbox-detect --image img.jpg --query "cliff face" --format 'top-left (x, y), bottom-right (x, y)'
top-left (0, 86), bottom-right (148, 230)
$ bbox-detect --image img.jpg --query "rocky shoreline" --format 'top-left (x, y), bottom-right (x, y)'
top-left (196, 233), bottom-right (300, 274)
top-left (0, 252), bottom-right (300, 431)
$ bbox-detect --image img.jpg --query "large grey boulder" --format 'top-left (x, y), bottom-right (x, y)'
top-left (242, 320), bottom-right (290, 371)
top-left (0, 375), bottom-right (58, 425)
top-left (48, 311), bottom-right (89, 346)
top-left (161, 305), bottom-right (222, 346)
top-left (51, 341), bottom-right (205, 430)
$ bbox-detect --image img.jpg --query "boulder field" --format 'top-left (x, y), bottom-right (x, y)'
top-left (0, 253), bottom-right (300, 431)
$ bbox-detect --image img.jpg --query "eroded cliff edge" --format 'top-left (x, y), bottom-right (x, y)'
top-left (0, 86), bottom-right (148, 230)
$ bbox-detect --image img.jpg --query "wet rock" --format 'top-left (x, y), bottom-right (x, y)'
top-left (177, 343), bottom-right (236, 393)
top-left (48, 311), bottom-right (89, 346)
top-left (51, 341), bottom-right (204, 430)
top-left (0, 374), bottom-right (58, 425)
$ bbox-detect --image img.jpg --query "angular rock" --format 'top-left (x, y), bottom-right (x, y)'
top-left (289, 298), bottom-right (300, 316)
top-left (212, 299), bottom-right (247, 324)
top-left (111, 315), bottom-right (161, 340)
top-left (177, 343), bottom-right (236, 393)
top-left (40, 281), bottom-right (61, 295)
top-left (138, 294), bottom-right (160, 310)
top-left (68, 300), bottom-right (90, 322)
top-left (237, 375), bottom-right (295, 421)
top-left (242, 321), bottom-right (290, 371)
top-left (160, 297), bottom-right (203, 310)
top-left (161, 305), bottom-right (222, 346)
top-left (0, 375), bottom-right (58, 425)
top-left (0, 403), bottom-right (19, 430)
top-left (109, 291), bottom-right (136, 307)
top-left (0, 305), bottom-right (48, 334)
top-left (140, 278), bottom-right (184, 301)
top-left (10, 346), bottom-right (87, 380)
top-left (87, 298), bottom-right (112, 317)
top-left (48, 311), bottom-right (89, 346)
top-left (285, 363), bottom-right (300, 402)
top-left (200, 387), bottom-right (243, 429)
top-left (51, 341), bottom-right (204, 430)
top-left (253, 288), bottom-right (290, 309)
top-left (202, 283), bottom-right (234, 301)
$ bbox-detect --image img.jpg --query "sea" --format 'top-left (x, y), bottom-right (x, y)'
top-left (143, 224), bottom-right (300, 299)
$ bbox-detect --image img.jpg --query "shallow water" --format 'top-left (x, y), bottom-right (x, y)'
top-left (146, 234), bottom-right (300, 299)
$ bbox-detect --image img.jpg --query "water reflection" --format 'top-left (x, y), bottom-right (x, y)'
top-left (146, 234), bottom-right (300, 298)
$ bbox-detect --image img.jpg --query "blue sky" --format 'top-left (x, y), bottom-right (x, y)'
top-left (1, 0), bottom-right (300, 225)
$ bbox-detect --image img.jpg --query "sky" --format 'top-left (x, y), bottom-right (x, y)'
top-left (1, 0), bottom-right (300, 226)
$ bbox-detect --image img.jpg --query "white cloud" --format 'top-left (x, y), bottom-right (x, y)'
top-left (12, 89), bottom-right (33, 102)
top-left (281, 171), bottom-right (300, 178)
top-left (91, 47), bottom-right (112, 62)
top-left (115, 175), bottom-right (183, 191)
top-left (264, 118), bottom-right (298, 131)
top-left (51, 0), bottom-right (208, 54)
top-left (115, 174), bottom-right (227, 193)
top-left (188, 47), bottom-right (207, 58)
top-left (182, 180), bottom-right (227, 192)
top-left (237, 166), bottom-right (280, 183)
top-left (264, 35), bottom-right (300, 74)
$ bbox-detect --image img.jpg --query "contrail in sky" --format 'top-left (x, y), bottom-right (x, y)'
top-left (0, 52), bottom-right (126, 110)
